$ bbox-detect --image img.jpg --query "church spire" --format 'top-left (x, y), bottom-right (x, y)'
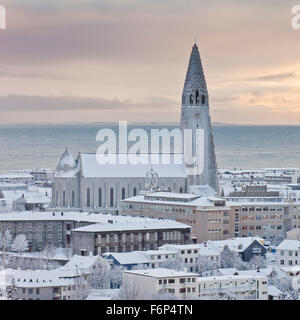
top-left (182, 43), bottom-right (208, 106)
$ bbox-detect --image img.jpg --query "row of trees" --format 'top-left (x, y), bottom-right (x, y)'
top-left (0, 229), bottom-right (61, 270)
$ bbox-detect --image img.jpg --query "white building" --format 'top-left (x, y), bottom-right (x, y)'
top-left (197, 274), bottom-right (268, 300)
top-left (0, 268), bottom-right (90, 300)
top-left (123, 268), bottom-right (198, 299)
top-left (276, 239), bottom-right (300, 267)
top-left (159, 243), bottom-right (220, 272)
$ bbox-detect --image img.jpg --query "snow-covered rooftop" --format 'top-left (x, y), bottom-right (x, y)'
top-left (80, 153), bottom-right (186, 178)
top-left (276, 239), bottom-right (300, 251)
top-left (124, 268), bottom-right (197, 278)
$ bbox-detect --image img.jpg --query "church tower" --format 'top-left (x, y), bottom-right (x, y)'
top-left (181, 43), bottom-right (219, 192)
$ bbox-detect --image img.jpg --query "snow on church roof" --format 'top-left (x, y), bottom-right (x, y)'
top-left (80, 153), bottom-right (186, 178)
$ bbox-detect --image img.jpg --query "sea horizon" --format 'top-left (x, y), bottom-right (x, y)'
top-left (1, 124), bottom-right (300, 174)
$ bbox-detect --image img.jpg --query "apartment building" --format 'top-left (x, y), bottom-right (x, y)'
top-left (1, 269), bottom-right (90, 300)
top-left (71, 220), bottom-right (192, 256)
top-left (123, 268), bottom-right (198, 299)
top-left (230, 202), bottom-right (290, 238)
top-left (276, 239), bottom-right (300, 267)
top-left (122, 192), bottom-right (235, 242)
top-left (197, 274), bottom-right (268, 300)
top-left (159, 244), bottom-right (220, 272)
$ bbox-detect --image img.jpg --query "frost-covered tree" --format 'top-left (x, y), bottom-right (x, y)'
top-left (11, 234), bottom-right (28, 254)
top-left (110, 266), bottom-right (123, 289)
top-left (220, 246), bottom-right (245, 269)
top-left (196, 256), bottom-right (219, 276)
top-left (117, 280), bottom-right (140, 300)
top-left (90, 258), bottom-right (111, 289)
top-left (263, 226), bottom-right (285, 246)
top-left (6, 278), bottom-right (17, 300)
top-left (159, 258), bottom-right (184, 271)
top-left (248, 255), bottom-right (266, 270)
top-left (0, 229), bottom-right (13, 268)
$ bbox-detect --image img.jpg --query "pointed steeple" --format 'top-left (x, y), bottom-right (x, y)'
top-left (182, 43), bottom-right (208, 106)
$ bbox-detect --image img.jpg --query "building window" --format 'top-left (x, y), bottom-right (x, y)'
top-left (110, 188), bottom-right (114, 207)
top-left (98, 188), bottom-right (102, 207)
top-left (201, 95), bottom-right (205, 104)
top-left (179, 187), bottom-right (183, 193)
top-left (133, 188), bottom-right (137, 196)
top-left (87, 188), bottom-right (91, 208)
top-left (122, 188), bottom-right (126, 200)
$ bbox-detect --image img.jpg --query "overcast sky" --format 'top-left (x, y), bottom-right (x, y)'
top-left (0, 0), bottom-right (299, 125)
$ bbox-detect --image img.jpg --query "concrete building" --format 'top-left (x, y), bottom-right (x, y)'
top-left (71, 220), bottom-right (192, 256)
top-left (230, 201), bottom-right (290, 238)
top-left (0, 211), bottom-right (190, 252)
top-left (122, 192), bottom-right (235, 242)
top-left (123, 268), bottom-right (198, 299)
top-left (197, 274), bottom-right (268, 300)
top-left (50, 43), bottom-right (219, 211)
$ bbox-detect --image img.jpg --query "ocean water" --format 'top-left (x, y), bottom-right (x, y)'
top-left (0, 124), bottom-right (300, 173)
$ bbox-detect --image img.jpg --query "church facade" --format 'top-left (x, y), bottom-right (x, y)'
top-left (49, 43), bottom-right (218, 211)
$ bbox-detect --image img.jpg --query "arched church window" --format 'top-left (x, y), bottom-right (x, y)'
top-left (122, 187), bottom-right (126, 200)
top-left (87, 188), bottom-right (91, 208)
top-left (71, 191), bottom-right (75, 207)
top-left (189, 94), bottom-right (194, 105)
top-left (196, 90), bottom-right (200, 104)
top-left (133, 188), bottom-right (137, 196)
top-left (56, 191), bottom-right (58, 207)
top-left (201, 95), bottom-right (205, 105)
top-left (98, 188), bottom-right (102, 207)
top-left (110, 188), bottom-right (114, 207)
top-left (62, 191), bottom-right (66, 207)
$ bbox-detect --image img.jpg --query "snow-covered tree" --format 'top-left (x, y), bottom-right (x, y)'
top-left (110, 266), bottom-right (123, 289)
top-left (90, 258), bottom-right (111, 289)
top-left (196, 256), bottom-right (219, 276)
top-left (11, 234), bottom-right (28, 254)
top-left (159, 258), bottom-right (184, 271)
top-left (220, 246), bottom-right (245, 269)
top-left (263, 225), bottom-right (285, 246)
top-left (6, 278), bottom-right (17, 300)
top-left (117, 280), bottom-right (140, 300)
top-left (0, 229), bottom-right (13, 268)
top-left (248, 255), bottom-right (266, 270)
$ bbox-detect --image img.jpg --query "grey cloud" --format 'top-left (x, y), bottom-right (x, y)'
top-left (0, 94), bottom-right (177, 112)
